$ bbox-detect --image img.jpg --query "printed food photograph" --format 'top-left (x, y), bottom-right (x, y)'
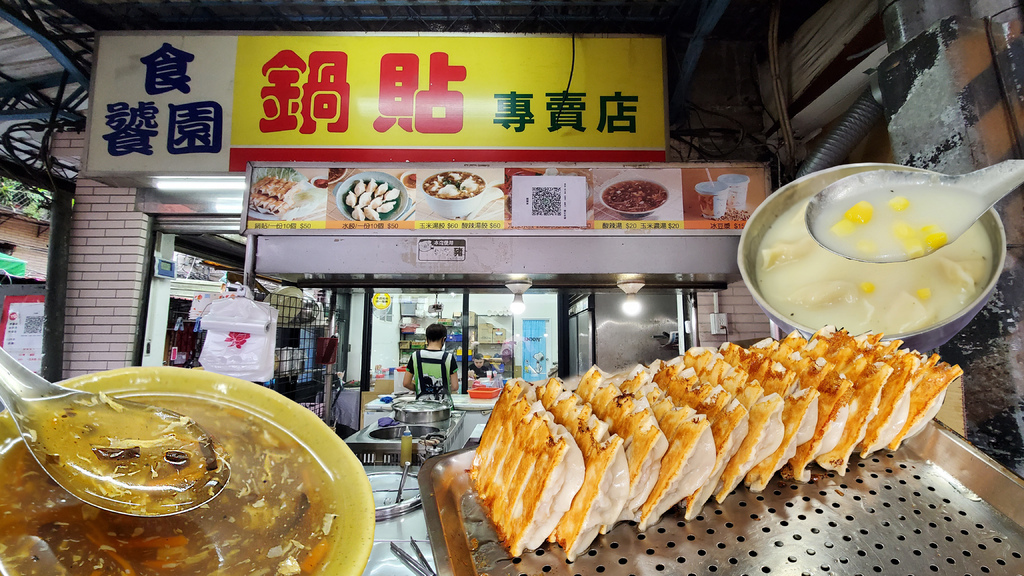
top-left (412, 168), bottom-right (506, 221)
top-left (327, 169), bottom-right (411, 222)
top-left (592, 168), bottom-right (683, 221)
top-left (681, 167), bottom-right (765, 227)
top-left (247, 167), bottom-right (329, 222)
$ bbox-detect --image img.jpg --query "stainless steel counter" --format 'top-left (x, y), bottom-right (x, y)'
top-left (348, 412), bottom-right (465, 466)
top-left (363, 464), bottom-right (437, 576)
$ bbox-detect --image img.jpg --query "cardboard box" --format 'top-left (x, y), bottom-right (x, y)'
top-left (478, 322), bottom-right (495, 342)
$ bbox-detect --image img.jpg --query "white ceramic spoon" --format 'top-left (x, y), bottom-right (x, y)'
top-left (805, 160), bottom-right (1024, 263)
top-left (0, 346), bottom-right (230, 516)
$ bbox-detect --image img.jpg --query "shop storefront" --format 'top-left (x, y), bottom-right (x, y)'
top-left (71, 31), bottom-right (774, 392)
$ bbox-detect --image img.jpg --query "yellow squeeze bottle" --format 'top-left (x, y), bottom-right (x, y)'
top-left (400, 427), bottom-right (413, 464)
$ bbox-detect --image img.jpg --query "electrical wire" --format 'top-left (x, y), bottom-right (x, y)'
top-left (768, 0), bottom-right (796, 175)
top-left (549, 34), bottom-right (577, 128)
top-left (670, 99), bottom-right (782, 164)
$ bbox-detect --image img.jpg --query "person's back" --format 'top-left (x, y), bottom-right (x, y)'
top-left (404, 323), bottom-right (458, 400)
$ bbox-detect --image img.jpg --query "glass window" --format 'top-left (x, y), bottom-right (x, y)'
top-left (366, 289), bottom-right (465, 394)
top-left (467, 293), bottom-right (515, 383)
top-left (359, 288), bottom-right (561, 391)
top-left (567, 295), bottom-right (593, 377)
top-left (513, 292), bottom-right (559, 382)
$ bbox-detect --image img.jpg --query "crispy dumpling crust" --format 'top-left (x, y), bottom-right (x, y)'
top-left (472, 326), bottom-right (960, 561)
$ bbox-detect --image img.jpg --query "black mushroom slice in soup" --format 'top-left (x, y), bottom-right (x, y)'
top-left (0, 395), bottom-right (342, 576)
top-left (602, 180), bottom-right (668, 213)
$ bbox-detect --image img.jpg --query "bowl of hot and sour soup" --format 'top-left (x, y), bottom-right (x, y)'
top-left (0, 366), bottom-right (374, 576)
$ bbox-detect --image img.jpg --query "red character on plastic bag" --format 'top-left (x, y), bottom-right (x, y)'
top-left (225, 331), bottom-right (251, 349)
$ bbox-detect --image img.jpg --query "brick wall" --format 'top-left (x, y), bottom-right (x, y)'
top-left (49, 129), bottom-right (84, 170)
top-left (0, 215), bottom-right (49, 278)
top-left (53, 131), bottom-right (150, 378)
top-left (695, 282), bottom-right (773, 347)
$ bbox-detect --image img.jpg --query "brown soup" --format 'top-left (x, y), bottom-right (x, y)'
top-left (602, 180), bottom-right (668, 213)
top-left (0, 395), bottom-right (339, 576)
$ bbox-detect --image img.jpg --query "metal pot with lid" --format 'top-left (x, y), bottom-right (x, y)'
top-left (392, 399), bottom-right (451, 423)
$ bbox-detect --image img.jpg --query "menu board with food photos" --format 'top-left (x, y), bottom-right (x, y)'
top-left (243, 163), bottom-right (768, 233)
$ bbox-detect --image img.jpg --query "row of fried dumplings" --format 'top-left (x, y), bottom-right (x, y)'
top-left (470, 326), bottom-right (962, 562)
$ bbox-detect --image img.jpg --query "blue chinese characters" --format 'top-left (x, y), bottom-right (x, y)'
top-left (103, 43), bottom-right (223, 157)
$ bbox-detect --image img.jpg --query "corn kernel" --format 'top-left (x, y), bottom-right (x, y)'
top-left (924, 230), bottom-right (948, 251)
top-left (888, 196), bottom-right (910, 211)
top-left (861, 282), bottom-right (876, 293)
top-left (921, 225), bottom-right (941, 235)
top-left (893, 221), bottom-right (915, 239)
top-left (917, 288), bottom-right (932, 300)
top-left (856, 239), bottom-right (878, 255)
top-left (830, 219), bottom-right (857, 237)
top-left (844, 201), bottom-right (874, 224)
top-left (902, 238), bottom-right (925, 259)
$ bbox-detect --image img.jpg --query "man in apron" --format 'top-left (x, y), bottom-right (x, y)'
top-left (402, 323), bottom-right (459, 404)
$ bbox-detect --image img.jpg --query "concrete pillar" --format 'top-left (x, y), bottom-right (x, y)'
top-left (63, 179), bottom-right (151, 377)
top-left (877, 3), bottom-right (1024, 475)
top-left (141, 232), bottom-right (173, 367)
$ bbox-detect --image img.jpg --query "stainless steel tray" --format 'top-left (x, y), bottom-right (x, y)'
top-left (418, 421), bottom-right (1024, 575)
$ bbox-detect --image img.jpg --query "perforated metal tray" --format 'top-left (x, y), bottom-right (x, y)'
top-left (418, 422), bottom-right (1024, 576)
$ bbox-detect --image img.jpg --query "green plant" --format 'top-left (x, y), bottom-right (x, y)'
top-left (0, 177), bottom-right (51, 221)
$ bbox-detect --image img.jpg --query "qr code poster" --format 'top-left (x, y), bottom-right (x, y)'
top-left (509, 175), bottom-right (589, 228)
top-left (0, 294), bottom-right (45, 374)
top-left (591, 168), bottom-right (684, 223)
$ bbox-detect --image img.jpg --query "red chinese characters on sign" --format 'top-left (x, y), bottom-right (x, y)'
top-left (301, 51), bottom-right (350, 134)
top-left (374, 53), bottom-right (417, 132)
top-left (260, 50), bottom-right (351, 134)
top-left (258, 50), bottom-right (465, 136)
top-left (373, 52), bottom-right (467, 134)
top-left (260, 50), bottom-right (305, 132)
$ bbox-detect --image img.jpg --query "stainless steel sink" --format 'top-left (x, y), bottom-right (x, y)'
top-left (347, 412), bottom-right (465, 466)
top-left (369, 425), bottom-right (440, 439)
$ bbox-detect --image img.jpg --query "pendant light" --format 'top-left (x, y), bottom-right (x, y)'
top-left (506, 280), bottom-right (532, 315)
top-left (618, 279), bottom-right (644, 316)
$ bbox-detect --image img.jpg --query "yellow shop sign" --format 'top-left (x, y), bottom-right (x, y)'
top-left (86, 33), bottom-right (666, 177)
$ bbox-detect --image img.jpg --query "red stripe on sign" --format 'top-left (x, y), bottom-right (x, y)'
top-left (229, 147), bottom-right (666, 171)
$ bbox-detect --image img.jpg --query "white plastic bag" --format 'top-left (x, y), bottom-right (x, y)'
top-left (199, 296), bottom-right (278, 382)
